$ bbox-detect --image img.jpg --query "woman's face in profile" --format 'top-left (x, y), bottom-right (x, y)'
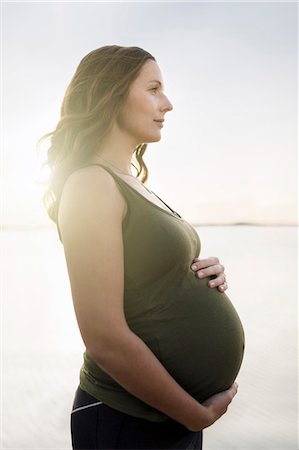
top-left (116, 59), bottom-right (173, 145)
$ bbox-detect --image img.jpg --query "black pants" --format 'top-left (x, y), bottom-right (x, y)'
top-left (71, 386), bottom-right (203, 449)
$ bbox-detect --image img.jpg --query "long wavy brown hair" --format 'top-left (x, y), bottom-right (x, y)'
top-left (36, 45), bottom-right (156, 224)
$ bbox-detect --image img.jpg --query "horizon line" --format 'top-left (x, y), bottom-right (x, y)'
top-left (1, 222), bottom-right (298, 230)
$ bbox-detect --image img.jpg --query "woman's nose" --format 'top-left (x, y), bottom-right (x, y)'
top-left (162, 96), bottom-right (173, 113)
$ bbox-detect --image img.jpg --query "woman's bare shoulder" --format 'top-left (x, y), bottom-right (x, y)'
top-left (62, 164), bottom-right (119, 193)
top-left (58, 165), bottom-right (127, 236)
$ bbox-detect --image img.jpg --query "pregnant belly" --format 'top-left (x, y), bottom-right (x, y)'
top-left (150, 272), bottom-right (245, 402)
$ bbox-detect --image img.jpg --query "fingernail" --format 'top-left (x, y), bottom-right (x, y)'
top-left (191, 264), bottom-right (197, 270)
top-left (198, 272), bottom-right (204, 278)
top-left (210, 282), bottom-right (215, 287)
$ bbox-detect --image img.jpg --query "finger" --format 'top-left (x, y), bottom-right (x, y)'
top-left (195, 264), bottom-right (225, 279)
top-left (229, 382), bottom-right (239, 398)
top-left (217, 281), bottom-right (228, 292)
top-left (225, 388), bottom-right (237, 406)
top-left (192, 257), bottom-right (220, 270)
top-left (208, 274), bottom-right (226, 288)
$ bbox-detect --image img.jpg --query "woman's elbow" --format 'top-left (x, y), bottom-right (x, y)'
top-left (86, 322), bottom-right (132, 363)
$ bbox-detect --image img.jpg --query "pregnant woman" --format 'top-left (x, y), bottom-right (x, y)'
top-left (38, 45), bottom-right (245, 449)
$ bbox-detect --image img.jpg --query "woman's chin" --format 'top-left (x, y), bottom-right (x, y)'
top-left (139, 131), bottom-right (162, 145)
top-left (147, 133), bottom-right (162, 143)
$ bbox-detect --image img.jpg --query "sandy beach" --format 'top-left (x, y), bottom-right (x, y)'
top-left (2, 225), bottom-right (298, 449)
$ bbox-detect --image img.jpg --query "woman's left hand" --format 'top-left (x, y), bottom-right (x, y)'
top-left (190, 257), bottom-right (228, 292)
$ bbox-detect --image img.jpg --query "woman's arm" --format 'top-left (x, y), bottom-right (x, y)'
top-left (58, 166), bottom-right (236, 432)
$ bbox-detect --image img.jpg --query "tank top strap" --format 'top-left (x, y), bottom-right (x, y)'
top-left (81, 163), bottom-right (181, 218)
top-left (56, 162), bottom-right (181, 243)
top-left (76, 162), bottom-right (148, 204)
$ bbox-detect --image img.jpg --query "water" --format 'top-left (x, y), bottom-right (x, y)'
top-left (2, 226), bottom-right (298, 449)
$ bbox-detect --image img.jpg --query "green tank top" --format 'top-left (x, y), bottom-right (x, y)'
top-left (59, 163), bottom-right (245, 422)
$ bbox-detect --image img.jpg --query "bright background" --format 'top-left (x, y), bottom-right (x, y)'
top-left (2, 0), bottom-right (298, 227)
top-left (2, 2), bottom-right (298, 450)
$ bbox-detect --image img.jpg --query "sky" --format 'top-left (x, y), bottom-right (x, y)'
top-left (2, 1), bottom-right (298, 226)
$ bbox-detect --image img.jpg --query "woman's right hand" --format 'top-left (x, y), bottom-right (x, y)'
top-left (202, 382), bottom-right (239, 426)
top-left (189, 382), bottom-right (239, 432)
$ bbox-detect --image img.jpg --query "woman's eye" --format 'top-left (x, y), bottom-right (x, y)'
top-left (150, 87), bottom-right (159, 92)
